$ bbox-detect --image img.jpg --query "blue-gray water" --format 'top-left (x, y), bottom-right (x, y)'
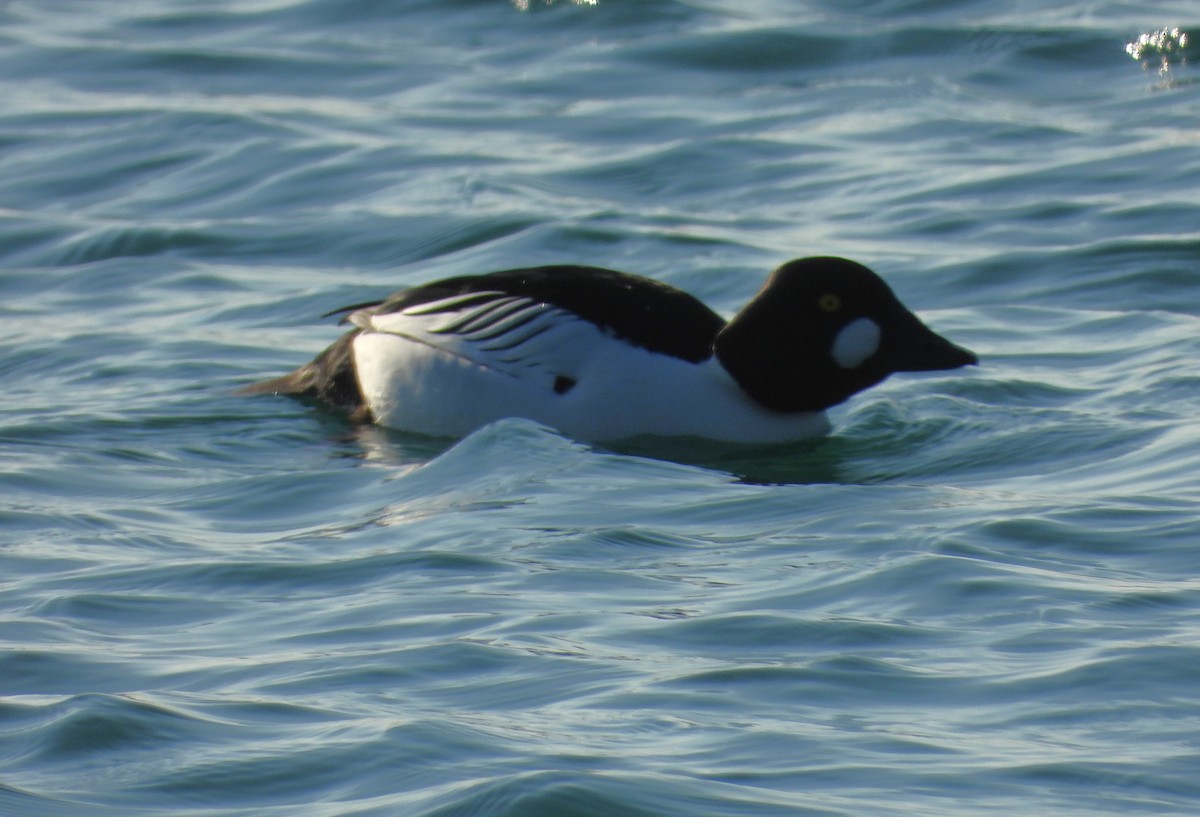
top-left (3, 2), bottom-right (1199, 815)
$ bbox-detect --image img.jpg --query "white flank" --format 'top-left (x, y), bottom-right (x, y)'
top-left (831, 317), bottom-right (881, 370)
top-left (349, 298), bottom-right (830, 443)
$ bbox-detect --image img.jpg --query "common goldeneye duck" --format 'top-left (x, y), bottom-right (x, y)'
top-left (242, 257), bottom-right (977, 443)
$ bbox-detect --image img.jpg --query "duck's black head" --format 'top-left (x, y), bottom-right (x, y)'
top-left (714, 257), bottom-right (977, 413)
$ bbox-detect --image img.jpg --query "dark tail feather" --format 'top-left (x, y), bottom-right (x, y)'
top-left (236, 331), bottom-right (369, 420)
top-left (234, 373), bottom-right (308, 397)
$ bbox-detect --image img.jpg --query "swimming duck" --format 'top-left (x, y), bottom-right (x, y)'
top-left (241, 257), bottom-right (976, 443)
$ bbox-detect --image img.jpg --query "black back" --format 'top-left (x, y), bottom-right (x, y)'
top-left (359, 265), bottom-right (727, 364)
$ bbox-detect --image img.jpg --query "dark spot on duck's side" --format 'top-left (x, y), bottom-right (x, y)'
top-left (553, 375), bottom-right (577, 395)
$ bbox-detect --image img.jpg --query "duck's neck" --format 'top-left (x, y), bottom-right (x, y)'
top-left (714, 316), bottom-right (884, 414)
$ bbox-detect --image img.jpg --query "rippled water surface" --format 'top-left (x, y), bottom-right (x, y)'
top-left (3, 2), bottom-right (1200, 815)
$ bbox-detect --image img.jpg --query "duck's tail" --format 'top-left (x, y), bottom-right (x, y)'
top-left (236, 331), bottom-right (371, 421)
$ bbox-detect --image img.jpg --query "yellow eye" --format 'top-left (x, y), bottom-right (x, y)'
top-left (818, 292), bottom-right (842, 313)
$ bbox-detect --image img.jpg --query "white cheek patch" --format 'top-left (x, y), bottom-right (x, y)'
top-left (831, 317), bottom-right (881, 369)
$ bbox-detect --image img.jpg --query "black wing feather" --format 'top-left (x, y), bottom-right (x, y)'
top-left (368, 265), bottom-right (726, 363)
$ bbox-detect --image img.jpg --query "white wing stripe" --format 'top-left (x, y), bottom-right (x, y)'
top-left (478, 319), bottom-right (557, 352)
top-left (399, 291), bottom-right (509, 317)
top-left (357, 293), bottom-right (609, 397)
top-left (428, 296), bottom-right (527, 335)
top-left (438, 301), bottom-right (549, 341)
